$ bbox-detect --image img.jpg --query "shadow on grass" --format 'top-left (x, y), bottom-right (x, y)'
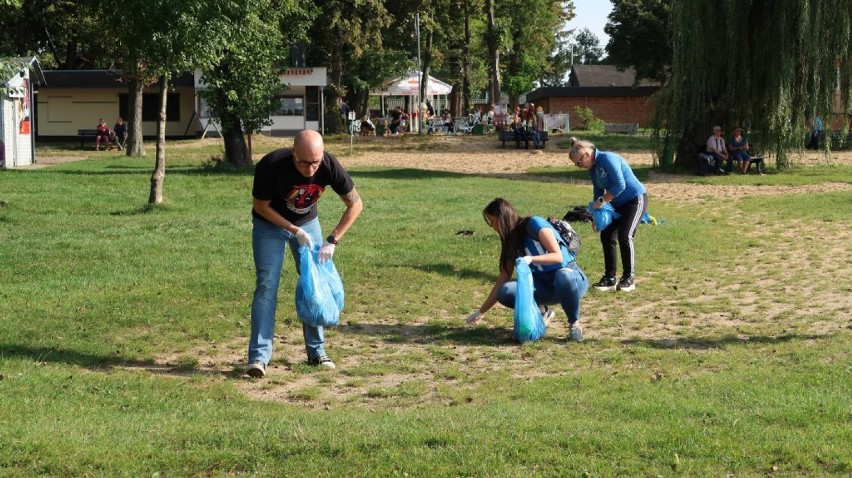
top-left (341, 322), bottom-right (541, 347)
top-left (620, 333), bottom-right (813, 349)
top-left (0, 344), bottom-right (242, 379)
top-left (407, 263), bottom-right (494, 282)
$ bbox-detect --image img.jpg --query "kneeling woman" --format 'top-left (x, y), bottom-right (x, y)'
top-left (466, 198), bottom-right (589, 342)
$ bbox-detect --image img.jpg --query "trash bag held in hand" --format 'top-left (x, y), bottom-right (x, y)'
top-left (513, 258), bottom-right (546, 343)
top-left (588, 201), bottom-right (621, 231)
top-left (295, 245), bottom-right (343, 327)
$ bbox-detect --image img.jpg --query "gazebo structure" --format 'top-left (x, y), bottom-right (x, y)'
top-left (371, 71), bottom-right (452, 132)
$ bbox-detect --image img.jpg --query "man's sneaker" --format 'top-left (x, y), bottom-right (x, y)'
top-left (540, 306), bottom-right (555, 325)
top-left (309, 354), bottom-right (336, 369)
top-left (617, 275), bottom-right (636, 292)
top-left (593, 276), bottom-right (618, 292)
top-left (246, 361), bottom-right (266, 378)
top-left (568, 324), bottom-right (584, 342)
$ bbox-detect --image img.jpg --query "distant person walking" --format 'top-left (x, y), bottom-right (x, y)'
top-left (568, 137), bottom-right (647, 293)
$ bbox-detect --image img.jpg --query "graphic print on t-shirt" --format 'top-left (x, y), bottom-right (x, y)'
top-left (285, 184), bottom-right (325, 214)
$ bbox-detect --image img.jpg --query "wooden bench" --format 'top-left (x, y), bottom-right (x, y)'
top-left (497, 129), bottom-right (549, 149)
top-left (604, 123), bottom-right (639, 135)
top-left (78, 129), bottom-right (100, 148)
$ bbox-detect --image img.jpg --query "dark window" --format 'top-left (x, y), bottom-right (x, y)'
top-left (119, 93), bottom-right (181, 122)
top-left (273, 97), bottom-right (304, 116)
top-left (305, 86), bottom-right (319, 121)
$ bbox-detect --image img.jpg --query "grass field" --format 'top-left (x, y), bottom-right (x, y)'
top-left (0, 134), bottom-right (850, 477)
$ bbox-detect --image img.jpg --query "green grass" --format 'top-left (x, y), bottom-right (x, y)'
top-left (0, 138), bottom-right (850, 477)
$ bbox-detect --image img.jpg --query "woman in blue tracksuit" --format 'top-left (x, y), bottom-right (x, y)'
top-left (466, 198), bottom-right (589, 342)
top-left (568, 138), bottom-right (647, 292)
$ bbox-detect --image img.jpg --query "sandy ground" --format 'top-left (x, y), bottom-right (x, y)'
top-left (29, 135), bottom-right (852, 204)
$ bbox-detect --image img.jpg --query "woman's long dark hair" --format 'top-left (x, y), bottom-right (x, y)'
top-left (483, 198), bottom-right (530, 274)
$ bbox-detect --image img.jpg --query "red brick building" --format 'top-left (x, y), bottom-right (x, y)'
top-left (527, 65), bottom-right (660, 127)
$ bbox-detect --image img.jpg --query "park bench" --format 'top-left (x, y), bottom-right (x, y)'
top-left (78, 129), bottom-right (100, 149)
top-left (696, 143), bottom-right (765, 175)
top-left (497, 129), bottom-right (549, 149)
top-left (604, 123), bottom-right (639, 135)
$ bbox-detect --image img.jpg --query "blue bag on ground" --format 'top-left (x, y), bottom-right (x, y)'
top-left (588, 201), bottom-right (621, 230)
top-left (513, 258), bottom-right (546, 343)
top-left (295, 245), bottom-right (343, 327)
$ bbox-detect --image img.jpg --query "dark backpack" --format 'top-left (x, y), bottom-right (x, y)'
top-left (546, 217), bottom-right (581, 258)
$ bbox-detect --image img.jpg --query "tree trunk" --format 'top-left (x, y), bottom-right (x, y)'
top-left (148, 75), bottom-right (168, 205)
top-left (127, 72), bottom-right (145, 157)
top-left (485, 0), bottom-right (501, 110)
top-left (462, 0), bottom-right (471, 114)
top-left (222, 115), bottom-right (250, 168)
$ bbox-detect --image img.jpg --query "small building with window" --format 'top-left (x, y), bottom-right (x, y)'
top-left (1, 56), bottom-right (45, 168)
top-left (35, 66), bottom-right (328, 141)
top-left (36, 70), bottom-right (199, 140)
top-left (193, 67), bottom-right (326, 137)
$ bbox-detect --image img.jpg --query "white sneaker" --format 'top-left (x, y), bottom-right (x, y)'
top-left (309, 354), bottom-right (336, 369)
top-left (540, 306), bottom-right (555, 326)
top-left (246, 361), bottom-right (266, 378)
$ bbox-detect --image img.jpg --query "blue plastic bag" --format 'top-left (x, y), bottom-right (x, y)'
top-left (588, 201), bottom-right (621, 230)
top-left (295, 245), bottom-right (344, 327)
top-left (513, 258), bottom-right (546, 343)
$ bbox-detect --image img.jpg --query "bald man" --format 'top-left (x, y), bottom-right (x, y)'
top-left (247, 130), bottom-right (363, 378)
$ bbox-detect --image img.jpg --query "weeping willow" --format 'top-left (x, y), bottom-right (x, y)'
top-left (654, 0), bottom-right (852, 169)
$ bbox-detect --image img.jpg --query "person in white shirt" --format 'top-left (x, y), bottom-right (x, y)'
top-left (705, 126), bottom-right (729, 175)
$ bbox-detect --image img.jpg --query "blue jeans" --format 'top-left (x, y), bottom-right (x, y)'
top-left (496, 263), bottom-right (589, 325)
top-left (249, 216), bottom-right (325, 366)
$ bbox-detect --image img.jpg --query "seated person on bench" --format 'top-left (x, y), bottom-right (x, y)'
top-left (705, 125), bottom-right (728, 174)
top-left (359, 115), bottom-right (375, 136)
top-left (95, 118), bottom-right (112, 151)
top-left (113, 117), bottom-right (128, 150)
top-left (727, 126), bottom-right (751, 174)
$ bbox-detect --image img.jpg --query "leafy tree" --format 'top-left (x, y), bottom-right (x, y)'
top-left (200, 0), bottom-right (314, 168)
top-left (605, 0), bottom-right (671, 84)
top-left (571, 28), bottom-right (606, 65)
top-left (0, 0), bottom-right (115, 69)
top-left (308, 0), bottom-right (392, 133)
top-left (657, 0), bottom-right (852, 169)
top-left (498, 0), bottom-right (572, 105)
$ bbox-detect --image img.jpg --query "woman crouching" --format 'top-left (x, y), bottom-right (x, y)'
top-left (466, 198), bottom-right (589, 342)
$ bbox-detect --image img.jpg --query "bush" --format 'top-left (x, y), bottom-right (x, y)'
top-left (573, 106), bottom-right (605, 132)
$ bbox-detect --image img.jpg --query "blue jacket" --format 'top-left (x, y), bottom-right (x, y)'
top-left (590, 149), bottom-right (646, 207)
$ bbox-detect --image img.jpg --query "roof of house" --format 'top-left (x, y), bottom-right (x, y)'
top-left (569, 65), bottom-right (659, 88)
top-left (41, 70), bottom-right (195, 88)
top-left (3, 56), bottom-right (46, 84)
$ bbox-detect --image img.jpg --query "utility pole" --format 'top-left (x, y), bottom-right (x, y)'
top-left (416, 12), bottom-right (423, 135)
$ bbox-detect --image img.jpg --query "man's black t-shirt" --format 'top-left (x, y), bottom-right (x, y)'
top-left (252, 148), bottom-right (354, 226)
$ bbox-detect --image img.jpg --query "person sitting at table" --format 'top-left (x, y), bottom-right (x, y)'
top-left (443, 110), bottom-right (453, 132)
top-left (389, 106), bottom-right (407, 135)
top-left (359, 115), bottom-right (375, 136)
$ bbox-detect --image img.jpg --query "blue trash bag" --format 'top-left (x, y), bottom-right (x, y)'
top-left (640, 211), bottom-right (665, 225)
top-left (318, 256), bottom-right (345, 311)
top-left (295, 245), bottom-right (342, 327)
top-left (513, 258), bottom-right (547, 343)
top-left (588, 201), bottom-right (621, 230)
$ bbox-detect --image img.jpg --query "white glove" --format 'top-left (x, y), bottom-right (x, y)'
top-left (466, 310), bottom-right (483, 324)
top-left (318, 241), bottom-right (336, 263)
top-left (519, 256), bottom-right (533, 265)
top-left (293, 228), bottom-right (313, 248)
